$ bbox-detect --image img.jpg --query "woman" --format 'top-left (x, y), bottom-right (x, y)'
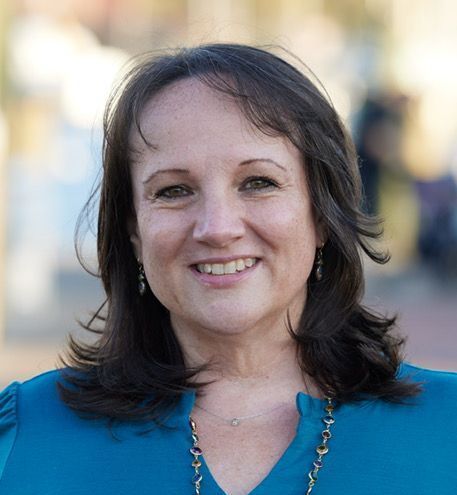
top-left (1, 44), bottom-right (456, 495)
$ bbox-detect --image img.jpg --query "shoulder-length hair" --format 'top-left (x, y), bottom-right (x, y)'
top-left (59, 43), bottom-right (419, 422)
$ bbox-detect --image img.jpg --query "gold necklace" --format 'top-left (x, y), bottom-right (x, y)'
top-left (189, 397), bottom-right (335, 494)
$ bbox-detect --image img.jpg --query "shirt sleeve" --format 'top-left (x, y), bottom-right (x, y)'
top-left (0, 382), bottom-right (19, 481)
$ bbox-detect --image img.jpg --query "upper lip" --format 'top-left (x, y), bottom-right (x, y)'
top-left (190, 256), bottom-right (259, 265)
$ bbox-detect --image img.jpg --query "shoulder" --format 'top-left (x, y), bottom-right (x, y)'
top-left (399, 362), bottom-right (457, 397)
top-left (395, 362), bottom-right (457, 419)
top-left (10, 368), bottom-right (63, 395)
top-left (351, 363), bottom-right (457, 426)
top-left (5, 369), bottom-right (67, 417)
top-left (0, 381), bottom-right (19, 479)
top-left (0, 370), bottom-right (64, 480)
top-left (0, 369), bottom-right (66, 423)
top-left (0, 370), bottom-right (72, 436)
top-left (1, 369), bottom-right (64, 414)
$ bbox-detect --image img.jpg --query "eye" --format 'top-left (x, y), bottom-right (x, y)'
top-left (154, 185), bottom-right (192, 200)
top-left (242, 176), bottom-right (279, 191)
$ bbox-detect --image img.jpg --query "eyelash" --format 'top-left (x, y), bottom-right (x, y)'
top-left (241, 176), bottom-right (279, 191)
top-left (154, 185), bottom-right (192, 200)
top-left (152, 176), bottom-right (279, 201)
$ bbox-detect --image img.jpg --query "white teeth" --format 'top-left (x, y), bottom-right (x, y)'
top-left (224, 261), bottom-right (237, 274)
top-left (212, 264), bottom-right (224, 275)
top-left (195, 258), bottom-right (257, 275)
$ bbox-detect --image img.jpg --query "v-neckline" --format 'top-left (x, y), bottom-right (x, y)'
top-left (178, 390), bottom-right (327, 495)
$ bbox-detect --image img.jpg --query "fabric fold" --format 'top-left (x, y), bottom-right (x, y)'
top-left (0, 382), bottom-right (19, 481)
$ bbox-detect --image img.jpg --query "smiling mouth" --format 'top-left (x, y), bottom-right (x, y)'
top-left (194, 258), bottom-right (258, 275)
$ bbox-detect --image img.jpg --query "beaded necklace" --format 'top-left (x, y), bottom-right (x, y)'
top-left (189, 397), bottom-right (335, 494)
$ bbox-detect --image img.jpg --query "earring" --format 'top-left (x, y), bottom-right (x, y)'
top-left (138, 260), bottom-right (146, 296)
top-left (315, 247), bottom-right (324, 281)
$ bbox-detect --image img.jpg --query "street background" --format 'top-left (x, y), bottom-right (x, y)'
top-left (0, 0), bottom-right (456, 388)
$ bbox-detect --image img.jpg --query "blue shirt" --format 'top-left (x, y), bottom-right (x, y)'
top-left (1, 363), bottom-right (456, 494)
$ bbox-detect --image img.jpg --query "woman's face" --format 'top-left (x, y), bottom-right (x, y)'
top-left (129, 78), bottom-right (322, 336)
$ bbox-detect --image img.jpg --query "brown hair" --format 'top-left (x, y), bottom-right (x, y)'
top-left (59, 43), bottom-right (419, 423)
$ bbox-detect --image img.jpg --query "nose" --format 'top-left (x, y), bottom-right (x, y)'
top-left (192, 192), bottom-right (246, 247)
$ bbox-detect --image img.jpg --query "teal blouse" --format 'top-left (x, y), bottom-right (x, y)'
top-left (1, 363), bottom-right (456, 494)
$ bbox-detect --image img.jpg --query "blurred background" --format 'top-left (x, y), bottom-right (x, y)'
top-left (0, 0), bottom-right (456, 387)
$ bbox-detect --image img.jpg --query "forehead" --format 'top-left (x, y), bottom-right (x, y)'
top-left (130, 77), bottom-right (300, 166)
top-left (140, 77), bottom-right (233, 120)
top-left (133, 78), bottom-right (250, 146)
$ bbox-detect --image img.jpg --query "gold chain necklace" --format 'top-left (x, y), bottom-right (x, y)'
top-left (188, 397), bottom-right (335, 494)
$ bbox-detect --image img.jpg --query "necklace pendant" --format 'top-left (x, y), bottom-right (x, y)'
top-left (231, 418), bottom-right (240, 426)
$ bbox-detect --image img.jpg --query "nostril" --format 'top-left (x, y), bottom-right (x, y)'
top-left (192, 218), bottom-right (246, 246)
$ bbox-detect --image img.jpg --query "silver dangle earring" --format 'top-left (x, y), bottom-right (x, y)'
top-left (138, 261), bottom-right (146, 296)
top-left (315, 247), bottom-right (324, 281)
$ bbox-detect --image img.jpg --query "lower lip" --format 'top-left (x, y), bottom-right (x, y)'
top-left (190, 261), bottom-right (260, 288)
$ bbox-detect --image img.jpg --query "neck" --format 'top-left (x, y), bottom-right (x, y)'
top-left (171, 315), bottom-right (322, 403)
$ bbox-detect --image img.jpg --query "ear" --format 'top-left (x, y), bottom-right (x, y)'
top-left (315, 217), bottom-right (328, 249)
top-left (317, 233), bottom-right (327, 250)
top-left (127, 217), bottom-right (142, 262)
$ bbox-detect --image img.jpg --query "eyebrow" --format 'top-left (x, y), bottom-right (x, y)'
top-left (239, 158), bottom-right (287, 171)
top-left (141, 158), bottom-right (287, 185)
top-left (142, 168), bottom-right (190, 185)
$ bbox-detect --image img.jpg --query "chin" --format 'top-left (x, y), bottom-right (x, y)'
top-left (183, 304), bottom-right (282, 337)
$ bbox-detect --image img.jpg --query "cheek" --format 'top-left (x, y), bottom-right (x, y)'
top-left (256, 202), bottom-right (317, 285)
top-left (136, 213), bottom-right (179, 267)
top-left (137, 223), bottom-right (183, 307)
top-left (255, 200), bottom-right (317, 248)
top-left (135, 210), bottom-right (194, 301)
